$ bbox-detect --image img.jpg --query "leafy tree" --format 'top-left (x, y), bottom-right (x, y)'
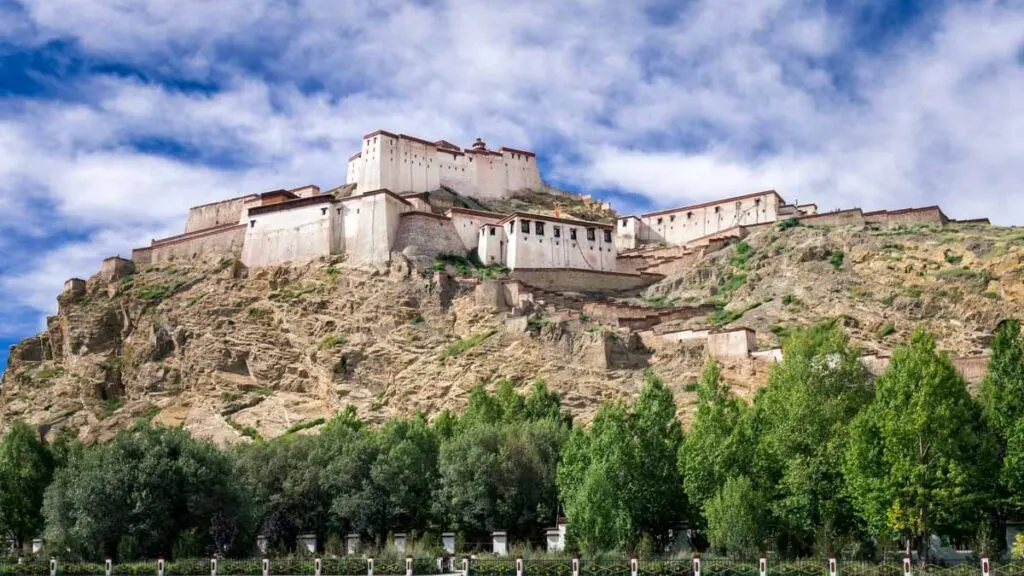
top-left (750, 322), bottom-right (872, 556)
top-left (704, 476), bottom-right (768, 559)
top-left (0, 422), bottom-right (55, 549)
top-left (43, 425), bottom-right (248, 560)
top-left (558, 372), bottom-right (685, 553)
top-left (979, 319), bottom-right (1024, 439)
top-left (679, 362), bottom-right (751, 526)
top-left (844, 329), bottom-right (998, 562)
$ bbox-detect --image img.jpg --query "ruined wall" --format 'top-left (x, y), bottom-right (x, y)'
top-left (706, 329), bottom-right (756, 359)
top-left (133, 224), bottom-right (246, 265)
top-left (509, 269), bottom-right (661, 294)
top-left (800, 209), bottom-right (866, 227)
top-left (185, 196), bottom-right (255, 233)
top-left (100, 257), bottom-right (135, 282)
top-left (394, 213), bottom-right (467, 260)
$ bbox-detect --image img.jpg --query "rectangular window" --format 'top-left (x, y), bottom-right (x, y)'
top-left (553, 226), bottom-right (561, 238)
top-left (535, 221), bottom-right (545, 235)
top-left (521, 220), bottom-right (531, 233)
top-left (489, 227), bottom-right (496, 236)
top-left (657, 217), bottom-right (663, 225)
top-left (509, 221), bottom-right (514, 233)
top-left (670, 215), bottom-right (675, 222)
top-left (604, 230), bottom-right (612, 243)
top-left (570, 228), bottom-right (577, 240)
top-left (621, 220), bottom-right (628, 228)
top-left (587, 228), bottom-right (596, 241)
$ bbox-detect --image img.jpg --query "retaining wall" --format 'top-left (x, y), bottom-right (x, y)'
top-left (132, 224), bottom-right (246, 265)
top-left (509, 268), bottom-right (662, 294)
top-left (395, 212), bottom-right (467, 259)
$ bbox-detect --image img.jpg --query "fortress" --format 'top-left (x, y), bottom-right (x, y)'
top-left (128, 129), bottom-right (988, 290)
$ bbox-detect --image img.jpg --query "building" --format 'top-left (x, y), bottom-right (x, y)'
top-left (478, 212), bottom-right (617, 271)
top-left (346, 130), bottom-right (543, 200)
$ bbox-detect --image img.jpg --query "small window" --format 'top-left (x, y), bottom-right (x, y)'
top-left (553, 226), bottom-right (561, 238)
top-left (657, 217), bottom-right (663, 225)
top-left (621, 220), bottom-right (628, 228)
top-left (604, 230), bottom-right (612, 243)
top-left (509, 221), bottom-right (514, 233)
top-left (336, 208), bottom-right (342, 214)
top-left (714, 206), bottom-right (720, 213)
top-left (687, 212), bottom-right (693, 219)
top-left (587, 228), bottom-right (596, 241)
top-left (250, 220), bottom-right (256, 228)
top-left (570, 228), bottom-right (577, 240)
top-left (535, 221), bottom-right (545, 235)
top-left (670, 215), bottom-right (675, 222)
top-left (490, 228), bottom-right (496, 236)
top-left (521, 220), bottom-right (531, 233)
top-left (321, 207), bottom-right (328, 215)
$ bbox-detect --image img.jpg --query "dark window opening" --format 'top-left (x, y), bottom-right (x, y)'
top-left (587, 228), bottom-right (596, 241)
top-left (621, 220), bottom-right (628, 228)
top-left (657, 217), bottom-right (663, 225)
top-left (670, 215), bottom-right (675, 222)
top-left (521, 220), bottom-right (531, 233)
top-left (250, 220), bottom-right (256, 228)
top-left (321, 207), bottom-right (328, 215)
top-left (553, 226), bottom-right (561, 238)
top-left (489, 227), bottom-right (496, 236)
top-left (535, 221), bottom-right (545, 235)
top-left (603, 230), bottom-right (612, 243)
top-left (570, 228), bottom-right (577, 240)
top-left (509, 222), bottom-right (514, 233)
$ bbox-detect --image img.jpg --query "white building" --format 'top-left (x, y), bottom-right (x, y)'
top-left (346, 130), bottom-right (543, 200)
top-left (615, 190), bottom-right (818, 250)
top-left (478, 212), bottom-right (617, 271)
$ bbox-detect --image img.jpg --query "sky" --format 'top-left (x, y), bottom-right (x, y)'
top-left (0, 0), bottom-right (1023, 372)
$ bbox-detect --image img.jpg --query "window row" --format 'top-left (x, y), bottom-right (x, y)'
top-left (509, 219), bottom-right (612, 243)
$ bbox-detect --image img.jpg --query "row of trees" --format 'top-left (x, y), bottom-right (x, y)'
top-left (2, 320), bottom-right (1024, 562)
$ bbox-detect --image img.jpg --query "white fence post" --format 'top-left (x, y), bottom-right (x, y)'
top-left (367, 558), bottom-right (375, 576)
top-left (157, 559), bottom-right (165, 576)
top-left (759, 557), bottom-right (766, 576)
top-left (405, 556), bottom-right (413, 576)
top-left (693, 556), bottom-right (701, 576)
top-left (315, 558), bottom-right (322, 576)
top-left (630, 556), bottom-right (638, 576)
top-left (262, 558), bottom-right (269, 576)
top-left (828, 558), bottom-right (837, 576)
top-left (982, 558), bottom-right (990, 576)
top-left (49, 559), bottom-right (56, 576)
top-left (211, 559), bottom-right (218, 576)
top-left (902, 557), bottom-right (911, 576)
top-left (105, 559), bottom-right (112, 576)
top-left (571, 558), bottom-right (579, 576)
top-left (516, 557), bottom-right (524, 576)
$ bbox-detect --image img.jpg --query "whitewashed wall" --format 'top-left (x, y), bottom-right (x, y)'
top-left (505, 216), bottom-right (616, 271)
top-left (478, 224), bottom-right (506, 265)
top-left (636, 192), bottom-right (781, 246)
top-left (340, 193), bottom-right (409, 264)
top-left (241, 200), bottom-right (336, 267)
top-left (450, 211), bottom-right (505, 252)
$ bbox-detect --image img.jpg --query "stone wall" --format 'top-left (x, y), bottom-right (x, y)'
top-left (185, 195), bottom-right (254, 233)
top-left (133, 224), bottom-right (246, 265)
top-left (706, 328), bottom-right (756, 359)
top-left (100, 257), bottom-right (135, 282)
top-left (799, 208), bottom-right (866, 227)
top-left (394, 212), bottom-right (467, 260)
top-left (509, 268), bottom-right (662, 294)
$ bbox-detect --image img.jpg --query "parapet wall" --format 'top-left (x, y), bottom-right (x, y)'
top-left (185, 195), bottom-right (254, 234)
top-left (132, 224), bottom-right (246, 265)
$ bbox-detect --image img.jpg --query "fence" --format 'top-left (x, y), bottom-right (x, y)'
top-left (1, 558), bottom-right (1023, 576)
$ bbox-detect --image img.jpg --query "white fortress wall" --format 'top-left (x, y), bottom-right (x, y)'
top-left (504, 215), bottom-right (617, 271)
top-left (448, 209), bottom-right (507, 253)
top-left (478, 224), bottom-right (506, 265)
top-left (241, 197), bottom-right (336, 267)
top-left (628, 190), bottom-right (783, 246)
top-left (339, 190), bottom-right (411, 264)
top-left (186, 195), bottom-right (257, 233)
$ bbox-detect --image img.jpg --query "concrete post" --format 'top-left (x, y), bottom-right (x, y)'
top-left (516, 557), bottom-right (524, 576)
top-left (462, 558), bottom-right (470, 576)
top-left (298, 533), bottom-right (317, 555)
top-left (982, 558), bottom-right (990, 576)
top-left (693, 555), bottom-right (701, 576)
top-left (491, 532), bottom-right (508, 556)
top-left (315, 558), bottom-right (322, 576)
top-left (405, 556), bottom-right (413, 576)
top-left (758, 557), bottom-right (766, 576)
top-left (158, 559), bottom-right (165, 576)
top-left (448, 557), bottom-right (455, 573)
top-left (262, 558), bottom-right (269, 576)
top-left (436, 558), bottom-right (443, 573)
top-left (442, 533), bottom-right (456, 555)
top-left (33, 539), bottom-right (45, 554)
top-left (105, 559), bottom-right (112, 576)
top-left (347, 534), bottom-right (361, 556)
top-left (49, 559), bottom-right (56, 576)
top-left (571, 558), bottom-right (580, 576)
top-left (257, 535), bottom-right (269, 555)
top-left (211, 559), bottom-right (218, 576)
top-left (629, 556), bottom-right (638, 576)
top-left (902, 557), bottom-right (911, 576)
top-left (395, 533), bottom-right (407, 554)
top-left (367, 558), bottom-right (375, 576)
top-left (828, 558), bottom-right (837, 576)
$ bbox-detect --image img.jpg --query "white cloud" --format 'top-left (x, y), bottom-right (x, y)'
top-left (0, 0), bottom-right (1023, 342)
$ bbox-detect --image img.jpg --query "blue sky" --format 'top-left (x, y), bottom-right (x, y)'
top-left (1, 0), bottom-right (1023, 372)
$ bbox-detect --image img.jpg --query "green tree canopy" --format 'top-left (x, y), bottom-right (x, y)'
top-left (0, 422), bottom-right (56, 549)
top-left (844, 329), bottom-right (997, 560)
top-left (704, 476), bottom-right (768, 559)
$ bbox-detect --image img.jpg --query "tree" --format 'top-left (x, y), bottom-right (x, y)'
top-left (704, 476), bottom-right (768, 559)
top-left (0, 422), bottom-right (55, 549)
top-left (844, 329), bottom-right (998, 562)
top-left (979, 319), bottom-right (1024, 439)
top-left (558, 372), bottom-right (685, 553)
top-left (750, 322), bottom-right (872, 556)
top-left (679, 362), bottom-right (751, 526)
top-left (44, 425), bottom-right (248, 560)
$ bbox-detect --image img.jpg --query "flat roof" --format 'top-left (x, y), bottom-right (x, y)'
top-left (248, 194), bottom-right (334, 216)
top-left (640, 190), bottom-right (785, 219)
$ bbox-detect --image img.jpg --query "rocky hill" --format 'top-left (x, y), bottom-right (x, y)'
top-left (2, 217), bottom-right (1021, 445)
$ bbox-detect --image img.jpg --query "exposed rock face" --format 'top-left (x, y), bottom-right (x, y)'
top-left (2, 221), bottom-right (1021, 444)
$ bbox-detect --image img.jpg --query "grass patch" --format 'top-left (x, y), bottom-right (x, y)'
top-left (100, 396), bottom-right (124, 420)
top-left (943, 250), bottom-right (963, 265)
top-left (186, 292), bottom-right (208, 306)
top-left (246, 306), bottom-right (270, 319)
top-left (730, 242), bottom-right (755, 270)
top-left (882, 242), bottom-right (904, 251)
top-left (781, 294), bottom-right (801, 306)
top-left (644, 294), bottom-right (679, 308)
top-left (409, 314), bottom-right (425, 325)
top-left (935, 267), bottom-right (992, 282)
top-left (325, 265), bottom-right (340, 281)
top-left (769, 324), bottom-right (792, 339)
top-left (876, 322), bottom-right (896, 340)
top-left (721, 274), bottom-right (747, 293)
top-left (215, 258), bottom-right (235, 272)
top-left (708, 302), bottom-right (761, 327)
top-left (269, 283), bottom-right (319, 302)
top-left (33, 365), bottom-right (65, 380)
top-left (433, 252), bottom-right (507, 279)
top-left (777, 217), bottom-right (800, 231)
top-left (683, 382), bottom-right (699, 393)
top-left (982, 291), bottom-right (1002, 300)
top-left (284, 418), bottom-right (326, 435)
top-left (319, 334), bottom-right (347, 349)
top-left (135, 281), bottom-right (184, 303)
top-left (99, 356), bottom-right (123, 372)
top-left (829, 250), bottom-right (845, 270)
top-left (136, 406), bottom-right (161, 425)
top-left (227, 418), bottom-right (262, 441)
top-left (881, 293), bottom-right (895, 307)
top-left (904, 285), bottom-right (924, 298)
top-left (849, 285), bottom-right (873, 300)
top-left (440, 329), bottom-right (497, 360)
top-left (527, 317), bottom-right (551, 331)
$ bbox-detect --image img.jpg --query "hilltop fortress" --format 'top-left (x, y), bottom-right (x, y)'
top-left (127, 129), bottom-right (988, 291)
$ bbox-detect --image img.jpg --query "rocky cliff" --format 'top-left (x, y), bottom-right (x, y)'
top-left (2, 219), bottom-right (1021, 444)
